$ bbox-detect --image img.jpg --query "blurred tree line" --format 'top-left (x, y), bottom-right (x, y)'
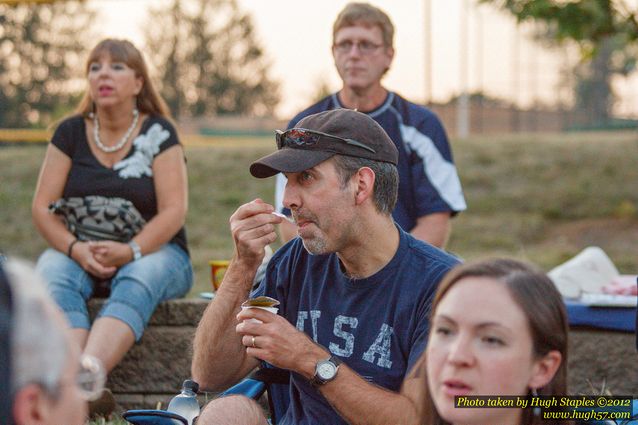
top-left (0, 0), bottom-right (279, 128)
top-left (144, 0), bottom-right (279, 118)
top-left (0, 1), bottom-right (93, 127)
top-left (482, 0), bottom-right (638, 127)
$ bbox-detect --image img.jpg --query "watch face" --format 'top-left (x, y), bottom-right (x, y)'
top-left (317, 361), bottom-right (337, 380)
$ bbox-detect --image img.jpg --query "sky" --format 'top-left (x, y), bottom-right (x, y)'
top-left (91, 0), bottom-right (638, 119)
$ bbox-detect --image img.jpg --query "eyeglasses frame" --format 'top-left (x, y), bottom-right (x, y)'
top-left (45, 354), bottom-right (106, 402)
top-left (332, 39), bottom-right (385, 55)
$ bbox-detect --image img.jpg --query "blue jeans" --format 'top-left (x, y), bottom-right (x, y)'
top-left (36, 243), bottom-right (193, 341)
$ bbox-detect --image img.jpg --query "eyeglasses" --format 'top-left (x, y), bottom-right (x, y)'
top-left (75, 354), bottom-right (106, 401)
top-left (54, 354), bottom-right (106, 401)
top-left (333, 40), bottom-right (384, 55)
top-left (276, 128), bottom-right (376, 154)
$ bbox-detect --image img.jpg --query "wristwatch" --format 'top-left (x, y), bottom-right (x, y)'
top-left (128, 240), bottom-right (142, 261)
top-left (310, 355), bottom-right (342, 387)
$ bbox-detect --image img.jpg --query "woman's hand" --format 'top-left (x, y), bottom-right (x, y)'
top-left (88, 240), bottom-right (135, 268)
top-left (71, 241), bottom-right (117, 279)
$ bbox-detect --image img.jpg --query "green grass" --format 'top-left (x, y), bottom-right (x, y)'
top-left (448, 131), bottom-right (638, 272)
top-left (2, 130), bottom-right (637, 297)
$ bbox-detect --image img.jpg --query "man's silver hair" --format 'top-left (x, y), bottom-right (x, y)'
top-left (5, 259), bottom-right (68, 396)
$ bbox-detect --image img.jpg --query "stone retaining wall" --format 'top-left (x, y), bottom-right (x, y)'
top-left (89, 298), bottom-right (210, 410)
top-left (89, 299), bottom-right (638, 411)
top-left (568, 330), bottom-right (637, 395)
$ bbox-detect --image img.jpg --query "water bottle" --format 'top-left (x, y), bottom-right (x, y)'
top-left (167, 379), bottom-right (200, 425)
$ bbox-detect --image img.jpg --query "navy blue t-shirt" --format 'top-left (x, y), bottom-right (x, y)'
top-left (252, 227), bottom-right (460, 424)
top-left (275, 92), bottom-right (467, 232)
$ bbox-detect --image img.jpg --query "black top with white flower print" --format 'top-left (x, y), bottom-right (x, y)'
top-left (51, 115), bottom-right (188, 254)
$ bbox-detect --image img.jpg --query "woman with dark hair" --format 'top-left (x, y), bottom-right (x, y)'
top-left (402, 258), bottom-right (568, 425)
top-left (32, 39), bottom-right (192, 387)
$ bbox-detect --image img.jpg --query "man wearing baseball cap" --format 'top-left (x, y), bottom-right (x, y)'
top-left (193, 109), bottom-right (459, 425)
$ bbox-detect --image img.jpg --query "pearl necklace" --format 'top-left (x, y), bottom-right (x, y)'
top-left (93, 108), bottom-right (140, 153)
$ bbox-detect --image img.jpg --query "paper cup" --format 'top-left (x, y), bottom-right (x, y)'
top-left (241, 305), bottom-right (278, 323)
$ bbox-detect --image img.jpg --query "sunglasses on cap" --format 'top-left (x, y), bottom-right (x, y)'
top-left (275, 128), bottom-right (376, 154)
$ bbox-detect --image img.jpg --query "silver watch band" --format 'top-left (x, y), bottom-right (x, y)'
top-left (128, 240), bottom-right (142, 261)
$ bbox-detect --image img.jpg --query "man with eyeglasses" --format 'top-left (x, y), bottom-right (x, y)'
top-left (5, 259), bottom-right (105, 425)
top-left (275, 2), bottom-right (466, 249)
top-left (193, 109), bottom-right (459, 424)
